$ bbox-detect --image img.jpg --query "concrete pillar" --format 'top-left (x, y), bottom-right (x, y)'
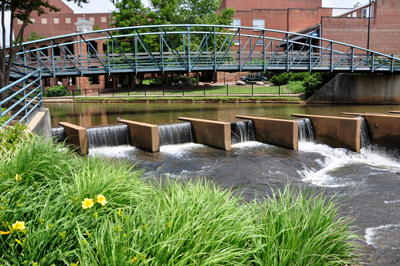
top-left (236, 115), bottom-right (298, 150)
top-left (362, 114), bottom-right (400, 151)
top-left (178, 117), bottom-right (231, 150)
top-left (119, 119), bottom-right (159, 152)
top-left (292, 114), bottom-right (361, 153)
top-left (59, 122), bottom-right (88, 155)
top-left (27, 108), bottom-right (52, 142)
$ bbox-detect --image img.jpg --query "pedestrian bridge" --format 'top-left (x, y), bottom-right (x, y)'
top-left (2, 24), bottom-right (400, 127)
top-left (8, 24), bottom-right (400, 78)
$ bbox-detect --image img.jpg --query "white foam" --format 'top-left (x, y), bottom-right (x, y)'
top-left (232, 141), bottom-right (268, 148)
top-left (160, 143), bottom-right (205, 157)
top-left (298, 141), bottom-right (400, 187)
top-left (384, 200), bottom-right (400, 204)
top-left (365, 224), bottom-right (400, 249)
top-left (89, 145), bottom-right (136, 158)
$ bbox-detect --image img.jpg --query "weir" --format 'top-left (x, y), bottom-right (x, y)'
top-left (296, 118), bottom-right (314, 142)
top-left (357, 117), bottom-right (371, 149)
top-left (86, 124), bottom-right (130, 148)
top-left (51, 126), bottom-right (66, 143)
top-left (230, 120), bottom-right (255, 145)
top-left (159, 122), bottom-right (194, 146)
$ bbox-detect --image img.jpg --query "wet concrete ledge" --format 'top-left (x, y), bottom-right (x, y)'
top-left (178, 117), bottom-right (231, 151)
top-left (119, 119), bottom-right (159, 152)
top-left (59, 122), bottom-right (88, 155)
top-left (362, 114), bottom-right (400, 152)
top-left (27, 107), bottom-right (51, 142)
top-left (236, 115), bottom-right (298, 150)
top-left (292, 114), bottom-right (361, 153)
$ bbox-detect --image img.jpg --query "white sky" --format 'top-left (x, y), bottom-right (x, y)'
top-left (62, 0), bottom-right (371, 13)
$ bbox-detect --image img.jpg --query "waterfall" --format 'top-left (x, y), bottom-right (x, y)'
top-left (357, 116), bottom-right (371, 148)
top-left (87, 124), bottom-right (130, 148)
top-left (159, 122), bottom-right (194, 146)
top-left (231, 120), bottom-right (256, 144)
top-left (296, 118), bottom-right (314, 142)
top-left (51, 126), bottom-right (66, 143)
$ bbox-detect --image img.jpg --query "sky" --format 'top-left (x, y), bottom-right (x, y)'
top-left (62, 0), bottom-right (371, 13)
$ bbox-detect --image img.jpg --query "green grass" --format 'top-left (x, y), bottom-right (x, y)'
top-left (0, 132), bottom-right (363, 265)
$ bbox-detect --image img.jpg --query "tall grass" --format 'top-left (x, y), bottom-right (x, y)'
top-left (0, 135), bottom-right (363, 265)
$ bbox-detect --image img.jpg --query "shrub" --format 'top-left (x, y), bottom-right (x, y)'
top-left (0, 108), bottom-right (11, 126)
top-left (270, 72), bottom-right (291, 85)
top-left (0, 122), bottom-right (32, 154)
top-left (286, 81), bottom-right (306, 94)
top-left (172, 76), bottom-right (195, 85)
top-left (44, 85), bottom-right (70, 97)
top-left (289, 72), bottom-right (311, 82)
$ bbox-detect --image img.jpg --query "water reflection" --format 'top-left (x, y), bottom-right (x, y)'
top-left (45, 102), bottom-right (400, 127)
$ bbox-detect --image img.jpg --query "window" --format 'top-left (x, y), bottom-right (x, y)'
top-left (101, 17), bottom-right (107, 23)
top-left (347, 14), bottom-right (351, 17)
top-left (17, 19), bottom-right (23, 25)
top-left (30, 19), bottom-right (35, 23)
top-left (256, 40), bottom-right (263, 46)
top-left (66, 18), bottom-right (71, 23)
top-left (42, 18), bottom-right (47, 24)
top-left (361, 8), bottom-right (368, 17)
top-left (352, 12), bottom-right (357, 17)
top-left (89, 17), bottom-right (95, 22)
top-left (231, 19), bottom-right (241, 30)
top-left (253, 19), bottom-right (265, 29)
top-left (54, 18), bottom-right (59, 24)
top-left (234, 40), bottom-right (240, 46)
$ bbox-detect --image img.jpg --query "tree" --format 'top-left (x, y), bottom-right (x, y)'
top-left (26, 30), bottom-right (46, 41)
top-left (0, 0), bottom-right (89, 101)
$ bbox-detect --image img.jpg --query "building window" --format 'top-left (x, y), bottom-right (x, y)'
top-left (66, 18), bottom-right (71, 23)
top-left (54, 18), bottom-right (59, 24)
top-left (101, 17), bottom-right (107, 23)
top-left (253, 19), bottom-right (265, 29)
top-left (17, 19), bottom-right (23, 25)
top-left (42, 18), bottom-right (47, 24)
top-left (352, 12), bottom-right (357, 17)
top-left (361, 8), bottom-right (368, 17)
top-left (89, 17), bottom-right (95, 22)
top-left (234, 40), bottom-right (240, 46)
top-left (30, 19), bottom-right (35, 23)
top-left (347, 14), bottom-right (351, 17)
top-left (231, 19), bottom-right (241, 30)
top-left (256, 40), bottom-right (263, 46)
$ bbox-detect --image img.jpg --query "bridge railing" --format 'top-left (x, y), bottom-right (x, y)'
top-left (0, 64), bottom-right (43, 127)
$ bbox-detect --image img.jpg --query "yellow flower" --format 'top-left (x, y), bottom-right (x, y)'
top-left (117, 208), bottom-right (123, 217)
top-left (59, 231), bottom-right (66, 238)
top-left (96, 194), bottom-right (107, 206)
top-left (71, 260), bottom-right (80, 266)
top-left (0, 231), bottom-right (10, 235)
top-left (33, 263), bottom-right (38, 266)
top-left (93, 212), bottom-right (98, 219)
top-left (81, 198), bottom-right (94, 209)
top-left (131, 256), bottom-right (137, 263)
top-left (12, 221), bottom-right (26, 232)
top-left (15, 238), bottom-right (26, 246)
top-left (15, 174), bottom-right (21, 182)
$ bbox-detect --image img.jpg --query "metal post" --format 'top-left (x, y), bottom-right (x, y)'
top-left (182, 85), bottom-right (184, 96)
top-left (113, 87), bottom-right (114, 97)
top-left (204, 84), bottom-right (206, 96)
top-left (162, 85), bottom-right (164, 96)
top-left (227, 84), bottom-right (228, 96)
top-left (72, 90), bottom-right (74, 98)
top-left (367, 0), bottom-right (372, 51)
top-left (98, 88), bottom-right (100, 97)
top-left (252, 83), bottom-right (253, 95)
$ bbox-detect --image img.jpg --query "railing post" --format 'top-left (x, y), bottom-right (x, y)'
top-left (252, 83), bottom-right (254, 95)
top-left (227, 84), bottom-right (229, 96)
top-left (391, 54), bottom-right (394, 73)
top-left (72, 90), bottom-right (74, 98)
top-left (98, 88), bottom-right (100, 97)
top-left (204, 84), bottom-right (206, 96)
top-left (162, 85), bottom-right (164, 96)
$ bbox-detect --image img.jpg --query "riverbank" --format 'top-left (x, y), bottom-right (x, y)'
top-left (43, 95), bottom-right (304, 104)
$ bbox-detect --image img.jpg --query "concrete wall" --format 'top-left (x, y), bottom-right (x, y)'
top-left (119, 119), bottom-right (159, 152)
top-left (27, 107), bottom-right (52, 141)
top-left (292, 114), bottom-right (361, 152)
top-left (308, 74), bottom-right (400, 104)
top-left (59, 122), bottom-right (88, 155)
top-left (363, 114), bottom-right (400, 151)
top-left (236, 115), bottom-right (298, 150)
top-left (178, 117), bottom-right (231, 150)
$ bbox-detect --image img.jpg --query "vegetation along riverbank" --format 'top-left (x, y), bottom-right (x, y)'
top-left (0, 124), bottom-right (363, 265)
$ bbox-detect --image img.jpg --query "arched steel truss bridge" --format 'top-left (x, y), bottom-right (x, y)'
top-left (2, 24), bottom-right (400, 126)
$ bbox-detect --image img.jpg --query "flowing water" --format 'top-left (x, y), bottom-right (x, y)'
top-left (46, 102), bottom-right (400, 265)
top-left (51, 126), bottom-right (66, 143)
top-left (159, 122), bottom-right (193, 146)
top-left (86, 124), bottom-right (130, 148)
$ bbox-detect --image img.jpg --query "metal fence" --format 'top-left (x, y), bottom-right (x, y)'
top-left (0, 65), bottom-right (43, 127)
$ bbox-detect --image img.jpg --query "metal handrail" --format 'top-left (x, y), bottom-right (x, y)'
top-left (0, 66), bottom-right (43, 127)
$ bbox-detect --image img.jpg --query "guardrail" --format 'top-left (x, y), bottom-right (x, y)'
top-left (0, 65), bottom-right (43, 127)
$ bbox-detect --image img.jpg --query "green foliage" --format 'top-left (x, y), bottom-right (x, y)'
top-left (26, 30), bottom-right (46, 42)
top-left (0, 122), bottom-right (32, 154)
top-left (0, 108), bottom-right (11, 126)
top-left (270, 72), bottom-right (291, 85)
top-left (0, 132), bottom-right (363, 265)
top-left (286, 81), bottom-right (306, 94)
top-left (289, 72), bottom-right (311, 82)
top-left (172, 76), bottom-right (196, 85)
top-left (43, 85), bottom-right (70, 97)
top-left (93, 23), bottom-right (100, 31)
top-left (302, 72), bottom-right (335, 93)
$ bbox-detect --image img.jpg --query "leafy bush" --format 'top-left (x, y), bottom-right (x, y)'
top-left (0, 122), bottom-right (32, 154)
top-left (172, 76), bottom-right (195, 85)
top-left (0, 108), bottom-right (11, 126)
top-left (43, 85), bottom-right (70, 97)
top-left (289, 72), bottom-right (311, 82)
top-left (302, 72), bottom-right (335, 93)
top-left (286, 81), bottom-right (306, 94)
top-left (270, 72), bottom-right (291, 85)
